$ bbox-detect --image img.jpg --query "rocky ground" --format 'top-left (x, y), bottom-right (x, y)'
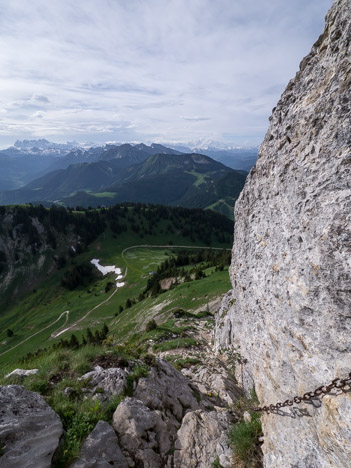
top-left (0, 309), bottom-right (247, 468)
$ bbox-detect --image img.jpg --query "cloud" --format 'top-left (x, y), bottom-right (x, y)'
top-left (0, 0), bottom-right (333, 147)
top-left (183, 117), bottom-right (211, 122)
top-left (32, 111), bottom-right (46, 119)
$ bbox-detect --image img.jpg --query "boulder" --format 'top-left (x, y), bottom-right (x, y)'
top-left (112, 397), bottom-right (175, 467)
top-left (79, 365), bottom-right (127, 400)
top-left (173, 408), bottom-right (233, 468)
top-left (0, 385), bottom-right (63, 468)
top-left (5, 369), bottom-right (39, 379)
top-left (70, 420), bottom-right (127, 468)
top-left (134, 359), bottom-right (199, 421)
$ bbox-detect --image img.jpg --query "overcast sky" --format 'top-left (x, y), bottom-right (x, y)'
top-left (0, 0), bottom-right (333, 148)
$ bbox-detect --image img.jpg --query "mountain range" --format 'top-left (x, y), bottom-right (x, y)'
top-left (0, 140), bottom-right (253, 218)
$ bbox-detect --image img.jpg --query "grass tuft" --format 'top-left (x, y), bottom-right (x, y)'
top-left (229, 411), bottom-right (262, 466)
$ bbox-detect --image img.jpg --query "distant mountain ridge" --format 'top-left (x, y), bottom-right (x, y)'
top-left (46, 143), bottom-right (182, 173)
top-left (0, 142), bottom-right (182, 191)
top-left (0, 139), bottom-right (257, 191)
top-left (0, 151), bottom-right (246, 219)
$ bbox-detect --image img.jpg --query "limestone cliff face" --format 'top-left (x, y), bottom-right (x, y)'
top-left (215, 0), bottom-right (351, 466)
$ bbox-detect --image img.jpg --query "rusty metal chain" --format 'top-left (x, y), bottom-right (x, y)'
top-left (250, 372), bottom-right (351, 413)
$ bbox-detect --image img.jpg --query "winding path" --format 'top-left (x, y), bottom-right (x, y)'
top-left (0, 311), bottom-right (69, 357)
top-left (50, 286), bottom-right (119, 338)
top-left (1, 244), bottom-right (230, 356)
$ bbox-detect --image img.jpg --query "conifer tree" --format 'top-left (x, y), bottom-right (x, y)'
top-left (69, 334), bottom-right (79, 349)
top-left (86, 328), bottom-right (94, 344)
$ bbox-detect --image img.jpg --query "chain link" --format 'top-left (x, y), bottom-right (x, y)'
top-left (250, 372), bottom-right (351, 413)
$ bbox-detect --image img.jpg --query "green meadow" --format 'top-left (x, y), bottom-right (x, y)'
top-left (0, 223), bottom-right (231, 370)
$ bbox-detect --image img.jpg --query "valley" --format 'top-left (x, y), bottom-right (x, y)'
top-left (0, 203), bottom-right (233, 369)
top-left (0, 202), bottom-right (249, 467)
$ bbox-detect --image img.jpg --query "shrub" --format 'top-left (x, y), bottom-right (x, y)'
top-left (105, 281), bottom-right (114, 293)
top-left (145, 319), bottom-right (157, 332)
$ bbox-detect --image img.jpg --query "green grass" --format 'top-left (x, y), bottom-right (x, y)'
top-left (0, 218), bottom-right (231, 369)
top-left (165, 355), bottom-right (201, 370)
top-left (211, 457), bottom-right (224, 468)
top-left (0, 343), bottom-right (146, 466)
top-left (229, 390), bottom-right (263, 466)
top-left (185, 171), bottom-right (207, 187)
top-left (206, 200), bottom-right (233, 220)
top-left (109, 267), bottom-right (229, 343)
top-left (91, 192), bottom-right (117, 198)
top-left (229, 412), bottom-right (262, 465)
top-left (152, 337), bottom-right (198, 352)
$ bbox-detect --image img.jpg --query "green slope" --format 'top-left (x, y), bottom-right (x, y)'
top-left (0, 153), bottom-right (246, 219)
top-left (0, 203), bottom-right (233, 368)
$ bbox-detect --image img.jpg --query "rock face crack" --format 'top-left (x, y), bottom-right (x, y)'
top-left (215, 0), bottom-right (351, 467)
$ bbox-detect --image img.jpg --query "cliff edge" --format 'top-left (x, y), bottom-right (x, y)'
top-left (215, 0), bottom-right (351, 466)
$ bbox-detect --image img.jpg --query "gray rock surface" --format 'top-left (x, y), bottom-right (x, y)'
top-left (134, 359), bottom-right (200, 421)
top-left (79, 365), bottom-right (127, 400)
top-left (182, 357), bottom-right (242, 407)
top-left (70, 420), bottom-right (128, 468)
top-left (215, 0), bottom-right (351, 467)
top-left (0, 385), bottom-right (63, 468)
top-left (112, 397), bottom-right (175, 467)
top-left (173, 408), bottom-right (233, 468)
top-left (5, 369), bottom-right (39, 379)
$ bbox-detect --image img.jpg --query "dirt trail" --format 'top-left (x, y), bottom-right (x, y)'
top-left (0, 311), bottom-right (69, 357)
top-left (50, 287), bottom-right (119, 338)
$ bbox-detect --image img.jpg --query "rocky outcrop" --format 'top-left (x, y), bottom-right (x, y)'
top-left (113, 397), bottom-right (175, 467)
top-left (79, 365), bottom-right (127, 400)
top-left (110, 359), bottom-right (237, 467)
top-left (182, 357), bottom-right (242, 407)
top-left (0, 385), bottom-right (63, 468)
top-left (112, 360), bottom-right (200, 467)
top-left (134, 359), bottom-right (200, 421)
top-left (215, 0), bottom-right (351, 467)
top-left (70, 420), bottom-right (128, 468)
top-left (174, 408), bottom-right (234, 468)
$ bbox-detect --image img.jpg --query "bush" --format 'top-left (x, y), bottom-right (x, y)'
top-left (105, 281), bottom-right (114, 293)
top-left (145, 319), bottom-right (157, 332)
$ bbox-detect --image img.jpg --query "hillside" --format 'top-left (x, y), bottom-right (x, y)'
top-left (0, 203), bottom-right (233, 349)
top-left (0, 202), bottom-right (247, 467)
top-left (0, 153), bottom-right (246, 219)
top-left (192, 147), bottom-right (258, 172)
top-left (0, 152), bottom-right (57, 191)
